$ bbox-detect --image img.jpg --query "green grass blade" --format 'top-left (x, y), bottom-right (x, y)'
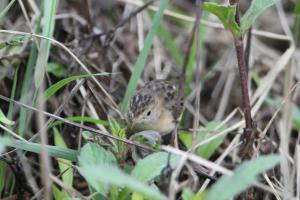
top-left (156, 21), bottom-right (183, 66)
top-left (19, 46), bottom-right (38, 136)
top-left (293, 0), bottom-right (300, 46)
top-left (0, 0), bottom-right (17, 22)
top-left (120, 0), bottom-right (169, 113)
top-left (0, 137), bottom-right (78, 162)
top-left (6, 66), bottom-right (19, 120)
top-left (44, 73), bottom-right (109, 101)
top-left (48, 116), bottom-right (109, 128)
top-left (0, 160), bottom-right (5, 195)
top-left (34, 0), bottom-right (58, 88)
top-left (0, 109), bottom-right (14, 125)
top-left (53, 127), bottom-right (74, 187)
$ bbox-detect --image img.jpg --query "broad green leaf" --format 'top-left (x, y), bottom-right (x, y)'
top-left (78, 143), bottom-right (117, 167)
top-left (179, 121), bottom-right (227, 159)
top-left (53, 128), bottom-right (74, 187)
top-left (47, 62), bottom-right (67, 77)
top-left (0, 137), bottom-right (78, 161)
top-left (131, 152), bottom-right (179, 182)
top-left (44, 73), bottom-right (108, 101)
top-left (34, 0), bottom-right (58, 88)
top-left (205, 155), bottom-right (280, 200)
top-left (120, 0), bottom-right (169, 113)
top-left (240, 0), bottom-right (279, 33)
top-left (52, 185), bottom-right (71, 200)
top-left (0, 108), bottom-right (14, 125)
top-left (203, 2), bottom-right (241, 38)
top-left (78, 165), bottom-right (168, 200)
top-left (77, 143), bottom-right (117, 195)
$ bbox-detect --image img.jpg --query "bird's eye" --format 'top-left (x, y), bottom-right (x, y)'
top-left (146, 111), bottom-right (151, 116)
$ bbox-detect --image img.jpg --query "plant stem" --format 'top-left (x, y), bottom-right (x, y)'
top-left (234, 38), bottom-right (253, 129)
top-left (230, 0), bottom-right (255, 158)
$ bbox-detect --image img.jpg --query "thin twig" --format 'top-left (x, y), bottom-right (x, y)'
top-left (173, 0), bottom-right (202, 148)
top-left (37, 84), bottom-right (52, 200)
top-left (192, 0), bottom-right (203, 149)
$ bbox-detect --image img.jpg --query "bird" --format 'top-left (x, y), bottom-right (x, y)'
top-left (126, 80), bottom-right (183, 135)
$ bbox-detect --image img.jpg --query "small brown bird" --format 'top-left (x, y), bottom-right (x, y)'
top-left (126, 80), bottom-right (183, 135)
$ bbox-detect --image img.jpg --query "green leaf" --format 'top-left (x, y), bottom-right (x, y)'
top-left (6, 66), bottom-right (19, 124)
top-left (78, 165), bottom-right (168, 200)
top-left (179, 121), bottom-right (227, 159)
top-left (82, 131), bottom-right (93, 140)
top-left (205, 155), bottom-right (280, 200)
top-left (34, 0), bottom-right (58, 88)
top-left (77, 143), bottom-right (117, 195)
top-left (108, 117), bottom-right (122, 136)
top-left (182, 188), bottom-right (207, 200)
top-left (53, 128), bottom-right (74, 187)
top-left (292, 105), bottom-right (300, 130)
top-left (131, 152), bottom-right (179, 182)
top-left (48, 116), bottom-right (109, 128)
top-left (0, 160), bottom-right (5, 195)
top-left (0, 137), bottom-right (78, 161)
top-left (241, 0), bottom-right (279, 33)
top-left (0, 108), bottom-right (14, 125)
top-left (120, 0), bottom-right (169, 113)
top-left (44, 73), bottom-right (108, 101)
top-left (47, 62), bottom-right (68, 77)
top-left (78, 143), bottom-right (117, 167)
top-left (19, 44), bottom-right (38, 136)
top-left (203, 2), bottom-right (241, 38)
top-left (52, 185), bottom-right (71, 200)
top-left (294, 0), bottom-right (300, 48)
top-left (295, 0), bottom-right (300, 16)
